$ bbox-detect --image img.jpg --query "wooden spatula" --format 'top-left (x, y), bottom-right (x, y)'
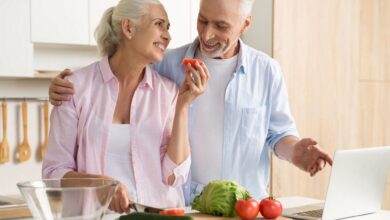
top-left (0, 99), bottom-right (10, 163)
top-left (40, 101), bottom-right (49, 160)
top-left (18, 100), bottom-right (31, 162)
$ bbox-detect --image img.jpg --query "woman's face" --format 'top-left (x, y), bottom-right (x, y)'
top-left (128, 4), bottom-right (171, 63)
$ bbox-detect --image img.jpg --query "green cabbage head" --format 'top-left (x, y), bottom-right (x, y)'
top-left (191, 180), bottom-right (250, 217)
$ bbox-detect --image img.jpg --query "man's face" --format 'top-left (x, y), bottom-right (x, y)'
top-left (197, 0), bottom-right (251, 59)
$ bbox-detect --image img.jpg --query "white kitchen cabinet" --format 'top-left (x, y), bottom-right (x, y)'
top-left (31, 0), bottom-right (89, 45)
top-left (0, 0), bottom-right (33, 77)
top-left (89, 0), bottom-right (119, 45)
top-left (0, 0), bottom-right (202, 77)
top-left (160, 0), bottom-right (192, 48)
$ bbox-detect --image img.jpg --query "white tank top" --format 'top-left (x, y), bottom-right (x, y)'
top-left (104, 124), bottom-right (137, 202)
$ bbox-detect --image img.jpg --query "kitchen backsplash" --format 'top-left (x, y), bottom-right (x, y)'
top-left (0, 78), bottom-right (52, 195)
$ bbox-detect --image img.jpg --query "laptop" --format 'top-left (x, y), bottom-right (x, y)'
top-left (283, 146), bottom-right (390, 220)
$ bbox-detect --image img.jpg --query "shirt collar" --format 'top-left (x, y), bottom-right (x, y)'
top-left (99, 56), bottom-right (115, 83)
top-left (98, 55), bottom-right (154, 90)
top-left (236, 38), bottom-right (248, 75)
top-left (184, 38), bottom-right (249, 75)
top-left (139, 65), bottom-right (154, 90)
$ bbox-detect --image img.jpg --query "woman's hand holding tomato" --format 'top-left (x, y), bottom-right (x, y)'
top-left (178, 58), bottom-right (209, 108)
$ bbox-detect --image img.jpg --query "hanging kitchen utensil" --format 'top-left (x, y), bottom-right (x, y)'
top-left (40, 101), bottom-right (49, 160)
top-left (0, 99), bottom-right (10, 163)
top-left (18, 100), bottom-right (31, 162)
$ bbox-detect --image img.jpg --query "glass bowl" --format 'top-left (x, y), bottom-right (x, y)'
top-left (17, 178), bottom-right (118, 220)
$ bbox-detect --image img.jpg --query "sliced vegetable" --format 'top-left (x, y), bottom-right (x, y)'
top-left (159, 209), bottom-right (185, 216)
top-left (119, 212), bottom-right (193, 220)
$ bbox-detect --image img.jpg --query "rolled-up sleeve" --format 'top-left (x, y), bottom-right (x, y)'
top-left (162, 154), bottom-right (191, 187)
top-left (42, 96), bottom-right (79, 179)
top-left (266, 60), bottom-right (300, 156)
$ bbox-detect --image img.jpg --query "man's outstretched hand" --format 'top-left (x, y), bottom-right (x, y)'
top-left (291, 138), bottom-right (333, 176)
top-left (49, 69), bottom-right (75, 106)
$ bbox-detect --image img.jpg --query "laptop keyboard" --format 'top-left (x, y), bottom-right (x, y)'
top-left (296, 209), bottom-right (323, 217)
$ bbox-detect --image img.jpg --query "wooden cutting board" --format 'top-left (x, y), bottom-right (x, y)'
top-left (0, 205), bottom-right (31, 220)
top-left (188, 213), bottom-right (291, 219)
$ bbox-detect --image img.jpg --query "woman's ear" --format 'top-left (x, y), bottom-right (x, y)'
top-left (121, 18), bottom-right (135, 40)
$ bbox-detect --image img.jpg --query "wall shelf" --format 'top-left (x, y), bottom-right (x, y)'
top-left (33, 71), bottom-right (58, 79)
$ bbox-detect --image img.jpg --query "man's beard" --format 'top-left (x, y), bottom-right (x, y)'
top-left (200, 39), bottom-right (230, 59)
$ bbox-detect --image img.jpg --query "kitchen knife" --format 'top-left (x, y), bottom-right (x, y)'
top-left (128, 202), bottom-right (164, 213)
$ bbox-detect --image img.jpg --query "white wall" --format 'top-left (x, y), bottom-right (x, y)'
top-left (0, 78), bottom-right (52, 195)
top-left (242, 0), bottom-right (273, 56)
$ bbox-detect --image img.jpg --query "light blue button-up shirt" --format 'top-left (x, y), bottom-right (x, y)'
top-left (154, 38), bottom-right (299, 204)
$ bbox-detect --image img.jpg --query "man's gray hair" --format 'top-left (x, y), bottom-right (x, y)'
top-left (240, 0), bottom-right (255, 18)
top-left (95, 0), bottom-right (162, 56)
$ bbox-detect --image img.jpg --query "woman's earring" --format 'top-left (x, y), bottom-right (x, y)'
top-left (128, 27), bottom-right (135, 40)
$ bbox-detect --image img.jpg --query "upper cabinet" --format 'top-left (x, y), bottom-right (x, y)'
top-left (0, 0), bottom-right (33, 77)
top-left (31, 0), bottom-right (90, 45)
top-left (0, 0), bottom-right (201, 77)
top-left (89, 0), bottom-right (119, 45)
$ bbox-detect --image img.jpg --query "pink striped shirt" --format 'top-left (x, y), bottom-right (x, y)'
top-left (42, 56), bottom-right (191, 208)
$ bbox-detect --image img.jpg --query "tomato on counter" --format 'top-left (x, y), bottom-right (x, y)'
top-left (259, 197), bottom-right (283, 219)
top-left (235, 198), bottom-right (259, 220)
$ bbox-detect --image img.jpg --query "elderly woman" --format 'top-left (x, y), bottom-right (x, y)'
top-left (42, 0), bottom-right (208, 213)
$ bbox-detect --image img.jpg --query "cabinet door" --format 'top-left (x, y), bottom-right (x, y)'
top-left (160, 0), bottom-right (191, 48)
top-left (0, 0), bottom-right (33, 77)
top-left (31, 0), bottom-right (89, 45)
top-left (89, 0), bottom-right (119, 45)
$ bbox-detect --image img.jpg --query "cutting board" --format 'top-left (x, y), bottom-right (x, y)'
top-left (188, 213), bottom-right (291, 219)
top-left (0, 205), bottom-right (31, 220)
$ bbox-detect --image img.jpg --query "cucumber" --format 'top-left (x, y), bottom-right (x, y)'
top-left (119, 212), bottom-right (194, 220)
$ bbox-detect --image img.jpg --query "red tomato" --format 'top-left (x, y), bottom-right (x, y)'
top-left (235, 198), bottom-right (259, 220)
top-left (159, 209), bottom-right (185, 216)
top-left (182, 58), bottom-right (203, 68)
top-left (259, 197), bottom-right (283, 219)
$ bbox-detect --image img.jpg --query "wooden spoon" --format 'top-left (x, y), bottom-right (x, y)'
top-left (0, 99), bottom-right (10, 163)
top-left (40, 101), bottom-right (49, 160)
top-left (18, 100), bottom-right (31, 162)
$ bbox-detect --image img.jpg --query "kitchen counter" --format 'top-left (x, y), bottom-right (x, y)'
top-left (7, 197), bottom-right (390, 220)
top-left (102, 213), bottom-right (290, 220)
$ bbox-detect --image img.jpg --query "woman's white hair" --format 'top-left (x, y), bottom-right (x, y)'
top-left (95, 0), bottom-right (162, 56)
top-left (240, 0), bottom-right (255, 18)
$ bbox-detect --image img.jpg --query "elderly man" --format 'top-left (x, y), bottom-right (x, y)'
top-left (48, 0), bottom-right (333, 204)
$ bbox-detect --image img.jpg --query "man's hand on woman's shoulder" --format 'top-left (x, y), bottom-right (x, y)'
top-left (49, 69), bottom-right (75, 106)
